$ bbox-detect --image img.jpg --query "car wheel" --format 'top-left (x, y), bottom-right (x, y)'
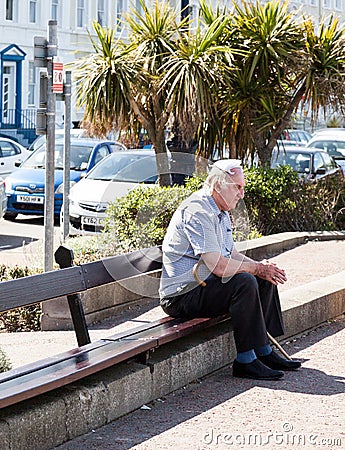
top-left (4, 212), bottom-right (18, 221)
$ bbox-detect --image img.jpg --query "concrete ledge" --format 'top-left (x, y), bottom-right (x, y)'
top-left (1, 271), bottom-right (344, 449)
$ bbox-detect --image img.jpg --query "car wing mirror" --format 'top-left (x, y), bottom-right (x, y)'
top-left (315, 167), bottom-right (326, 175)
top-left (14, 160), bottom-right (22, 167)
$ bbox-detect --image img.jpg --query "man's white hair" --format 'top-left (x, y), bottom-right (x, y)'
top-left (203, 159), bottom-right (242, 195)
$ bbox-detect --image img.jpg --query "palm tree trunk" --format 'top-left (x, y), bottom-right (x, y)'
top-left (154, 129), bottom-right (171, 187)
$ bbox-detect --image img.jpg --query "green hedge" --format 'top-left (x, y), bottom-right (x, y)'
top-left (244, 166), bottom-right (345, 234)
top-left (0, 266), bottom-right (41, 333)
top-left (103, 166), bottom-right (345, 250)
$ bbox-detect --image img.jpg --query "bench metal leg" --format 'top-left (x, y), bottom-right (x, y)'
top-left (67, 293), bottom-right (91, 347)
top-left (55, 245), bottom-right (91, 347)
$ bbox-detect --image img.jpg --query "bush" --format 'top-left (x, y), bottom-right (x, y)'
top-left (102, 168), bottom-right (345, 248)
top-left (103, 184), bottom-right (194, 251)
top-left (65, 233), bottom-right (123, 265)
top-left (0, 265), bottom-right (41, 333)
top-left (244, 166), bottom-right (345, 234)
top-left (0, 348), bottom-right (11, 373)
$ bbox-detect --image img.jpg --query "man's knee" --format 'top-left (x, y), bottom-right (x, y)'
top-left (230, 272), bottom-right (258, 295)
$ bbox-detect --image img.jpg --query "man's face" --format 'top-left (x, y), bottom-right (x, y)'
top-left (214, 169), bottom-right (245, 211)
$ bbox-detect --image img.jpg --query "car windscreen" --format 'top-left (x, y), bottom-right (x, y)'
top-left (21, 144), bottom-right (94, 170)
top-left (308, 140), bottom-right (345, 159)
top-left (271, 151), bottom-right (311, 173)
top-left (87, 153), bottom-right (158, 183)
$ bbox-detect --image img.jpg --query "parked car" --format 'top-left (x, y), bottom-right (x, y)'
top-left (28, 128), bottom-right (91, 152)
top-left (63, 149), bottom-right (159, 235)
top-left (0, 177), bottom-right (7, 219)
top-left (271, 146), bottom-right (343, 181)
top-left (280, 129), bottom-right (312, 144)
top-left (0, 137), bottom-right (31, 177)
top-left (306, 130), bottom-right (345, 175)
top-left (4, 138), bottom-right (126, 220)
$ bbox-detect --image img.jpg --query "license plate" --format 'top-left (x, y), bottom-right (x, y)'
top-left (81, 216), bottom-right (103, 226)
top-left (17, 195), bottom-right (44, 204)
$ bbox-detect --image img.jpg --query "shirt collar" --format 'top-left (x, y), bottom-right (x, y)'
top-left (204, 192), bottom-right (222, 217)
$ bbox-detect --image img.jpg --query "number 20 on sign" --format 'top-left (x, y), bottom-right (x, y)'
top-left (52, 62), bottom-right (63, 93)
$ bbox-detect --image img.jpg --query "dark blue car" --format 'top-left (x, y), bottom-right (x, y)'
top-left (4, 138), bottom-right (126, 220)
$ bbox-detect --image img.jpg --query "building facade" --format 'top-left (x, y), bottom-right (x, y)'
top-left (0, 0), bottom-right (344, 144)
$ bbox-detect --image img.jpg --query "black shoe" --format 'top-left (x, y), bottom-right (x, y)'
top-left (258, 350), bottom-right (301, 371)
top-left (233, 358), bottom-right (284, 380)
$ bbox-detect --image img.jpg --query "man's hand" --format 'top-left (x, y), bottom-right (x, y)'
top-left (255, 259), bottom-right (287, 285)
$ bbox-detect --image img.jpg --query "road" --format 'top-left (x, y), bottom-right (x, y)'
top-left (0, 214), bottom-right (60, 268)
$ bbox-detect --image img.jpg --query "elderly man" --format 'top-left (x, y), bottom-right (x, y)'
top-left (159, 159), bottom-right (301, 380)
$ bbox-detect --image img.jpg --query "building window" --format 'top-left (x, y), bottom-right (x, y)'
top-left (335, 0), bottom-right (342, 9)
top-left (29, 0), bottom-right (37, 23)
top-left (6, 0), bottom-right (14, 20)
top-left (98, 0), bottom-right (106, 26)
top-left (116, 0), bottom-right (124, 31)
top-left (310, 0), bottom-right (316, 5)
top-left (323, 0), bottom-right (330, 7)
top-left (28, 62), bottom-right (36, 106)
top-left (51, 0), bottom-right (60, 22)
top-left (77, 0), bottom-right (86, 28)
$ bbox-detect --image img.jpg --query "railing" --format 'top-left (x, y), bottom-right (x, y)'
top-left (0, 108), bottom-right (36, 130)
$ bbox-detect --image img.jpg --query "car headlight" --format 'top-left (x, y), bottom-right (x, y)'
top-left (4, 177), bottom-right (12, 192)
top-left (55, 181), bottom-right (77, 194)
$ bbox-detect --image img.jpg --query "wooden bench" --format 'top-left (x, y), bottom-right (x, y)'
top-left (0, 245), bottom-right (229, 409)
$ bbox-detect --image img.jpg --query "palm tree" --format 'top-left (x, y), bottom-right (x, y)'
top-left (215, 1), bottom-right (345, 165)
top-left (74, 1), bottom-right (182, 186)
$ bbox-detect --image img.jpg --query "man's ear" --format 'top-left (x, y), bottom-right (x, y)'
top-left (214, 181), bottom-right (222, 193)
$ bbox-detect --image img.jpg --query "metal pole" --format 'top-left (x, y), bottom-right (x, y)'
top-left (63, 71), bottom-right (72, 241)
top-left (44, 20), bottom-right (57, 272)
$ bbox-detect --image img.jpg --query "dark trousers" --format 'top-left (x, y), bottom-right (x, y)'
top-left (161, 273), bottom-right (285, 353)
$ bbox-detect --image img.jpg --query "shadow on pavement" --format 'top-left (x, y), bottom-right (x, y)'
top-left (0, 234), bottom-right (39, 251)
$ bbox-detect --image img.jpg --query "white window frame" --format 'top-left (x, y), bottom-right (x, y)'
top-left (5, 0), bottom-right (16, 21)
top-left (29, 0), bottom-right (37, 24)
top-left (28, 62), bottom-right (36, 106)
top-left (51, 0), bottom-right (61, 23)
top-left (310, 0), bottom-right (316, 5)
top-left (323, 0), bottom-right (330, 7)
top-left (77, 0), bottom-right (87, 28)
top-left (97, 0), bottom-right (107, 26)
top-left (335, 0), bottom-right (342, 10)
top-left (116, 0), bottom-right (127, 32)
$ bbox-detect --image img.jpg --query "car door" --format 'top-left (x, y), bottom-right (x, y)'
top-left (89, 144), bottom-right (111, 170)
top-left (0, 140), bottom-right (25, 176)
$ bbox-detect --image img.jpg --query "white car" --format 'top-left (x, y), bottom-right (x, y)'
top-left (0, 177), bottom-right (7, 219)
top-left (62, 149), bottom-right (158, 236)
top-left (0, 137), bottom-right (31, 177)
top-left (307, 130), bottom-right (345, 174)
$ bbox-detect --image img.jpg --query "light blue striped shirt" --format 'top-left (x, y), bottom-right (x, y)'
top-left (159, 189), bottom-right (234, 299)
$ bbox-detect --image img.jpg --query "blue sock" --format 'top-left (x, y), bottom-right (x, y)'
top-left (255, 344), bottom-right (272, 357)
top-left (236, 349), bottom-right (256, 364)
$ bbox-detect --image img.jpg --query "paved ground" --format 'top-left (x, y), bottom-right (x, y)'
top-left (56, 316), bottom-right (345, 450)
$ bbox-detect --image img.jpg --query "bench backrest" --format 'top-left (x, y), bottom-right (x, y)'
top-left (0, 246), bottom-right (163, 313)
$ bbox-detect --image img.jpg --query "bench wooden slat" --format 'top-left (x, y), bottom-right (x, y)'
top-left (0, 266), bottom-right (85, 312)
top-left (120, 315), bottom-right (230, 346)
top-left (82, 246), bottom-right (162, 289)
top-left (0, 315), bottom-right (228, 409)
top-left (0, 338), bottom-right (157, 409)
top-left (0, 247), bottom-right (162, 313)
top-left (0, 316), bottom-right (174, 385)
